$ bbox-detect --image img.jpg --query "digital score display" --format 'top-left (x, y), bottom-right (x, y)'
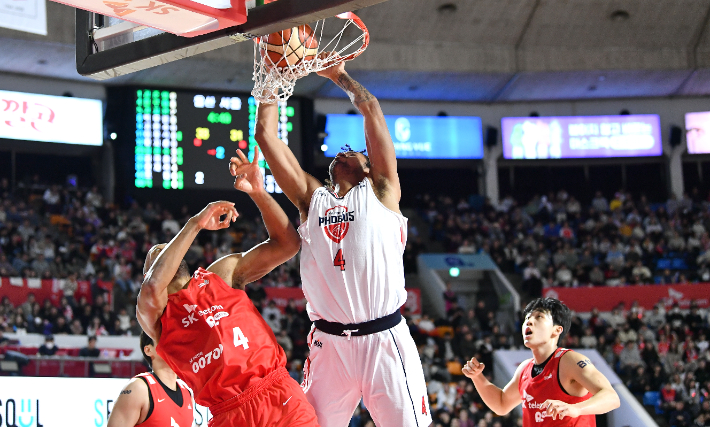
top-left (501, 114), bottom-right (662, 159)
top-left (322, 114), bottom-right (484, 159)
top-left (133, 89), bottom-right (300, 193)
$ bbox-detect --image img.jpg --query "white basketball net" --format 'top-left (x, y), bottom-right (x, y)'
top-left (252, 12), bottom-right (369, 104)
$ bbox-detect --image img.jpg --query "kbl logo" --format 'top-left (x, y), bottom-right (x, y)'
top-left (0, 399), bottom-right (43, 427)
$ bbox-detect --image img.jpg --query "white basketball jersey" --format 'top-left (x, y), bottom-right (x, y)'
top-left (298, 178), bottom-right (408, 324)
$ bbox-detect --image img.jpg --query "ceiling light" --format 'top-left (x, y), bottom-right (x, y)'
top-left (437, 3), bottom-right (457, 15)
top-left (609, 10), bottom-right (630, 22)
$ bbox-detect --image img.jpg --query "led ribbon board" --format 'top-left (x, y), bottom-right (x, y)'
top-left (501, 114), bottom-right (662, 159)
top-left (322, 115), bottom-right (484, 159)
top-left (685, 111), bottom-right (710, 154)
top-left (0, 89), bottom-right (103, 146)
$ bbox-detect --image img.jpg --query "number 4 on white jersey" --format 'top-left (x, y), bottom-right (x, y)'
top-left (233, 326), bottom-right (249, 350)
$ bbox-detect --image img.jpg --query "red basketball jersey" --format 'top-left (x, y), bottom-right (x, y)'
top-left (518, 348), bottom-right (595, 427)
top-left (134, 372), bottom-right (194, 427)
top-left (156, 268), bottom-right (287, 408)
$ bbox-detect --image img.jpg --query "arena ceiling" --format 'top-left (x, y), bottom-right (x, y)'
top-left (1, 0), bottom-right (710, 102)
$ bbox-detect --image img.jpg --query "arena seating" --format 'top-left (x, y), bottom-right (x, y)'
top-left (2, 178), bottom-right (709, 426)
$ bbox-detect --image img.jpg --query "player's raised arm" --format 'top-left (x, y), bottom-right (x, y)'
top-left (138, 201), bottom-right (237, 340)
top-left (207, 147), bottom-right (301, 288)
top-left (318, 55), bottom-right (401, 209)
top-left (463, 356), bottom-right (526, 416)
top-left (255, 102), bottom-right (322, 216)
top-left (543, 352), bottom-right (620, 420)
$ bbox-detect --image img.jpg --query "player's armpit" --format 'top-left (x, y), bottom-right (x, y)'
top-left (107, 378), bottom-right (149, 427)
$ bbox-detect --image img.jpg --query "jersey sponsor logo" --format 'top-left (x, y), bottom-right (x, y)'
top-left (522, 390), bottom-right (550, 421)
top-left (422, 396), bottom-right (428, 415)
top-left (319, 206), bottom-right (354, 243)
top-left (534, 411), bottom-right (553, 422)
top-left (157, 398), bottom-right (165, 402)
top-left (191, 344), bottom-right (223, 373)
top-left (181, 304), bottom-right (198, 327)
top-left (199, 279), bottom-right (209, 288)
top-left (205, 311), bottom-right (229, 328)
top-left (521, 390), bottom-right (534, 408)
top-left (544, 373), bottom-right (552, 380)
top-left (312, 339), bottom-right (323, 348)
top-left (198, 305), bottom-right (224, 316)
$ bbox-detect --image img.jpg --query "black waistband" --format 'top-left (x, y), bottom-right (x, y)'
top-left (314, 311), bottom-right (402, 337)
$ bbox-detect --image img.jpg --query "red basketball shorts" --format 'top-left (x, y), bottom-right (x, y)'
top-left (209, 367), bottom-right (319, 427)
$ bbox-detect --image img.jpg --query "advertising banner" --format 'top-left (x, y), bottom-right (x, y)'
top-left (0, 0), bottom-right (46, 35)
top-left (686, 111), bottom-right (710, 154)
top-left (0, 376), bottom-right (211, 427)
top-left (323, 115), bottom-right (484, 159)
top-left (501, 114), bottom-right (662, 159)
top-left (0, 90), bottom-right (103, 145)
top-left (0, 277), bottom-right (113, 307)
top-left (543, 283), bottom-right (710, 312)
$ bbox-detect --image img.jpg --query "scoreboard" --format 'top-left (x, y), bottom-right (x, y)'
top-left (132, 88), bottom-right (301, 193)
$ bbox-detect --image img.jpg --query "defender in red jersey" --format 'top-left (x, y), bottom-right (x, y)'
top-left (137, 147), bottom-right (319, 427)
top-left (107, 332), bottom-right (194, 427)
top-left (463, 298), bottom-right (619, 425)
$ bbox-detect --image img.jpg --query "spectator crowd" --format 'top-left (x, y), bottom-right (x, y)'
top-left (413, 188), bottom-right (710, 293)
top-left (3, 175), bottom-right (710, 426)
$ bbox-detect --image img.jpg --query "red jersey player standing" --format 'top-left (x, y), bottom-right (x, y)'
top-left (137, 147), bottom-right (319, 427)
top-left (463, 298), bottom-right (619, 426)
top-left (107, 332), bottom-right (194, 427)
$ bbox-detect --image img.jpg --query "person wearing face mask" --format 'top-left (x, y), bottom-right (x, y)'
top-left (463, 298), bottom-right (620, 425)
top-left (38, 334), bottom-right (58, 356)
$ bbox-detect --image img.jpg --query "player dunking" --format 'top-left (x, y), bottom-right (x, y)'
top-left (107, 332), bottom-right (194, 427)
top-left (137, 148), bottom-right (319, 427)
top-left (463, 298), bottom-right (620, 425)
top-left (255, 55), bottom-right (432, 426)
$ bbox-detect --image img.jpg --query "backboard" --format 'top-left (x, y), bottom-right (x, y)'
top-left (76, 0), bottom-right (388, 80)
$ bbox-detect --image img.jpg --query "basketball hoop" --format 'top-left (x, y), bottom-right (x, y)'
top-left (251, 12), bottom-right (369, 104)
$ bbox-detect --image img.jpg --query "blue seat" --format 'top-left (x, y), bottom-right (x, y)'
top-left (643, 391), bottom-right (663, 415)
top-left (656, 259), bottom-right (671, 270)
top-left (671, 258), bottom-right (688, 270)
top-left (642, 391), bottom-right (660, 406)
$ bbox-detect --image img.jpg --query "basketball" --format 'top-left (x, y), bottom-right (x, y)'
top-left (260, 24), bottom-right (319, 68)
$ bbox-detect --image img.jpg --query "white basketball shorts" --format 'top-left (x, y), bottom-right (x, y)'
top-left (301, 319), bottom-right (432, 427)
